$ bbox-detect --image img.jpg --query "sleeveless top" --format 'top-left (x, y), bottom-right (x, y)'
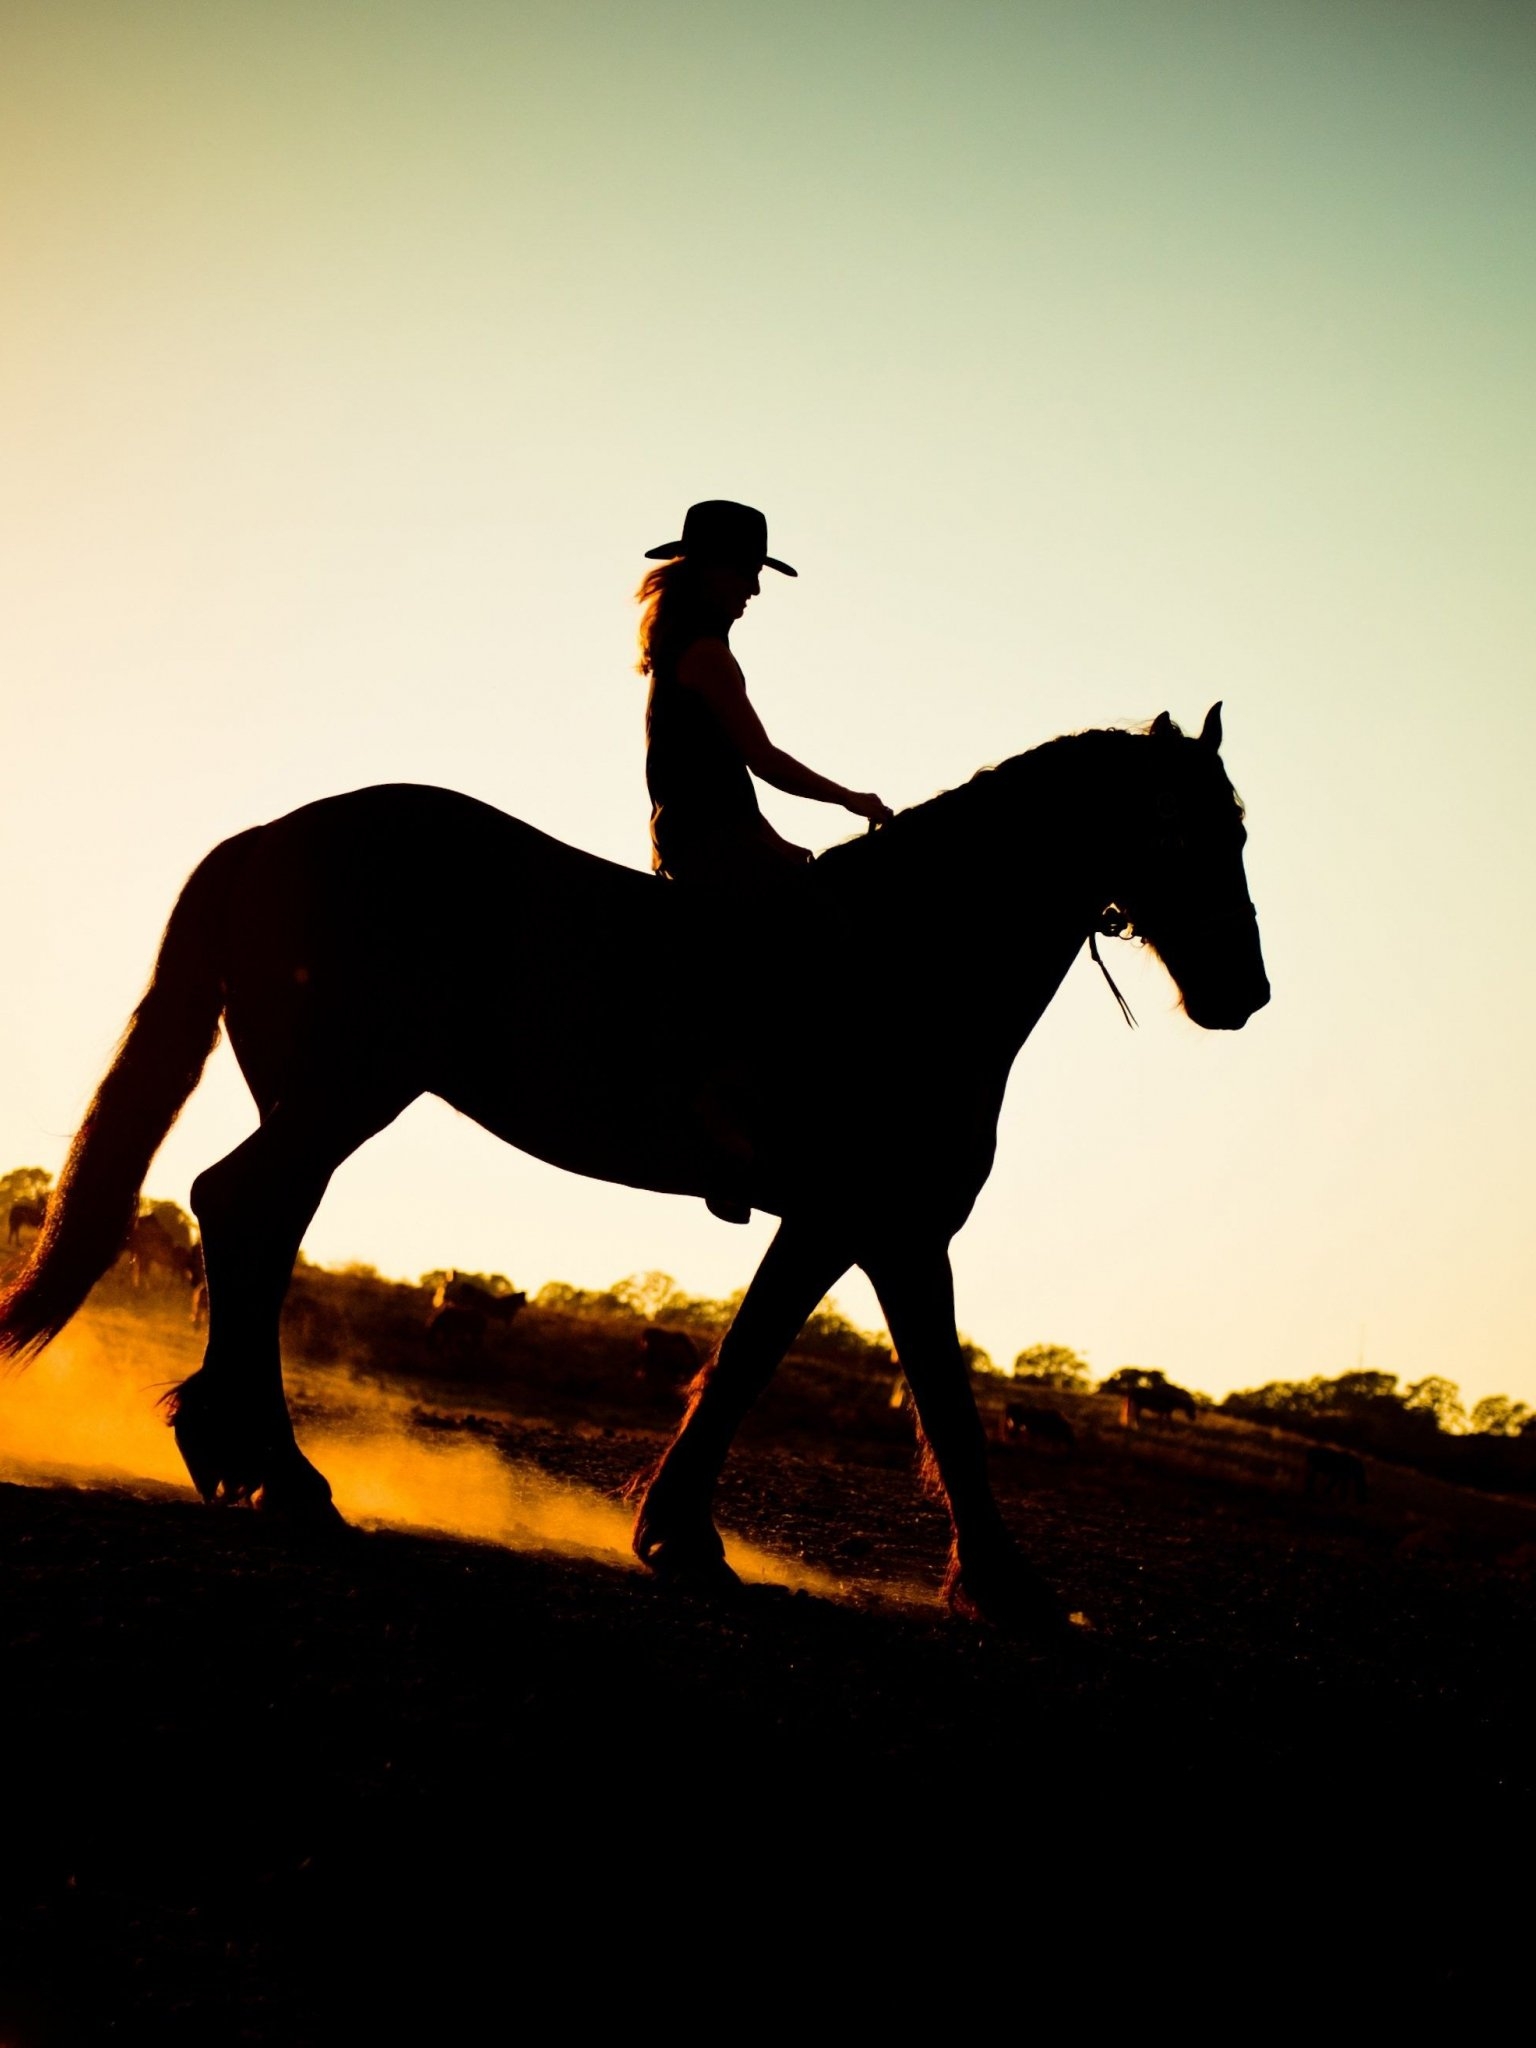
top-left (645, 640), bottom-right (765, 883)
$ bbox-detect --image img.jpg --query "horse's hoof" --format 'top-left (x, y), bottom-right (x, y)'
top-left (634, 1517), bottom-right (742, 1597)
top-left (945, 1557), bottom-right (1075, 1643)
top-left (252, 1456), bottom-right (347, 1531)
top-left (252, 1487), bottom-right (349, 1533)
top-left (645, 1546), bottom-right (744, 1598)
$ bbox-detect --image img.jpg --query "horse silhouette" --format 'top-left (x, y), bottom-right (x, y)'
top-left (7, 1196), bottom-right (47, 1246)
top-left (637, 1325), bottom-right (705, 1391)
top-left (1126, 1383), bottom-right (1198, 1426)
top-left (1002, 1404), bottom-right (1076, 1452)
top-left (0, 705), bottom-right (1267, 1634)
top-left (1101, 1366), bottom-right (1198, 1426)
top-left (425, 1274), bottom-right (527, 1361)
top-left (429, 1272), bottom-right (527, 1320)
top-left (126, 1212), bottom-right (201, 1292)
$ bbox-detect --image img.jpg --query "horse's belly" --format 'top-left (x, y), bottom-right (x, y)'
top-left (434, 1043), bottom-right (709, 1202)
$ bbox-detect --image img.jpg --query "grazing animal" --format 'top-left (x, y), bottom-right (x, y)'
top-left (1102, 1367), bottom-right (1198, 1426)
top-left (126, 1212), bottom-right (202, 1292)
top-left (425, 1302), bottom-right (491, 1360)
top-left (7, 1196), bottom-right (47, 1246)
top-left (637, 1325), bottom-right (705, 1389)
top-left (425, 1276), bottom-right (526, 1361)
top-left (1125, 1383), bottom-right (1198, 1426)
top-left (430, 1273), bottom-right (527, 1321)
top-left (0, 707), bottom-right (1267, 1634)
top-left (1305, 1444), bottom-right (1368, 1502)
top-left (1002, 1403), bottom-right (1076, 1452)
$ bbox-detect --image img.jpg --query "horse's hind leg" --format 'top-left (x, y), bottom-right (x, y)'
top-left (631, 1218), bottom-right (849, 1589)
top-left (169, 1088), bottom-right (408, 1519)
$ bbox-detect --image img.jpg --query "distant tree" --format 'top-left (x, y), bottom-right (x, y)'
top-left (1325, 1371), bottom-right (1401, 1412)
top-left (527, 1271), bottom-right (888, 1367)
top-left (532, 1280), bottom-right (617, 1315)
top-left (798, 1296), bottom-right (890, 1365)
top-left (1221, 1377), bottom-right (1312, 1420)
top-left (1470, 1395), bottom-right (1534, 1438)
top-left (663, 1286), bottom-right (747, 1336)
top-left (1403, 1376), bottom-right (1466, 1434)
top-left (418, 1267), bottom-right (519, 1300)
top-left (610, 1271), bottom-right (679, 1320)
top-left (958, 1336), bottom-right (997, 1376)
top-left (1223, 1371), bottom-right (1404, 1428)
top-left (1012, 1342), bottom-right (1092, 1390)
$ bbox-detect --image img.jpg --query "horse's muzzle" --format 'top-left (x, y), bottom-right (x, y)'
top-left (1187, 977), bottom-right (1271, 1031)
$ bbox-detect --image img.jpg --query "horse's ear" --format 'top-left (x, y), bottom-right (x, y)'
top-left (1149, 711), bottom-right (1175, 739)
top-left (1199, 701), bottom-right (1223, 750)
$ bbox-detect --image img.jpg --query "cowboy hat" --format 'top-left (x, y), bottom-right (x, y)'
top-left (643, 500), bottom-right (797, 576)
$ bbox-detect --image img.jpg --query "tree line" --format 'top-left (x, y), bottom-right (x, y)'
top-left (7, 1165), bottom-right (1531, 1485)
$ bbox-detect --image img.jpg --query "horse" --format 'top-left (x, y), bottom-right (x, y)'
top-left (424, 1301), bottom-right (493, 1362)
top-left (430, 1272), bottom-right (526, 1321)
top-left (1101, 1366), bottom-right (1199, 1426)
top-left (1001, 1404), bottom-right (1076, 1452)
top-left (0, 705), bottom-right (1267, 1635)
top-left (637, 1325), bottom-right (705, 1391)
top-left (1125, 1383), bottom-right (1198, 1426)
top-left (423, 1274), bottom-right (526, 1362)
top-left (126, 1212), bottom-right (202, 1293)
top-left (7, 1196), bottom-right (47, 1246)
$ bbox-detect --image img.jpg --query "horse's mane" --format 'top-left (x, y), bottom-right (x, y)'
top-left (814, 723), bottom-right (1155, 882)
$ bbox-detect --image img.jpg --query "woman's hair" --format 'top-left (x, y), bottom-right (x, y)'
top-left (635, 557), bottom-right (701, 677)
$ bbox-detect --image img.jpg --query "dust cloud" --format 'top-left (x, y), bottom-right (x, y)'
top-left (0, 1309), bottom-right (846, 1599)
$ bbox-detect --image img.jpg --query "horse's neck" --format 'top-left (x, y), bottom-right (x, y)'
top-left (839, 744), bottom-right (1116, 1053)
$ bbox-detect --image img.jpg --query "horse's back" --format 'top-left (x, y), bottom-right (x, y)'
top-left (263, 784), bottom-right (655, 901)
top-left (223, 783), bottom-right (671, 972)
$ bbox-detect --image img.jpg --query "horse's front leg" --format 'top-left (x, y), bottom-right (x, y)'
top-left (861, 1238), bottom-right (1070, 1639)
top-left (631, 1218), bottom-right (850, 1591)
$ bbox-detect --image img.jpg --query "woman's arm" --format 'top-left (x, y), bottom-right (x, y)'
top-left (677, 640), bottom-right (892, 821)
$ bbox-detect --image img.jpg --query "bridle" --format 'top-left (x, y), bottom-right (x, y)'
top-left (1090, 899), bottom-right (1258, 1030)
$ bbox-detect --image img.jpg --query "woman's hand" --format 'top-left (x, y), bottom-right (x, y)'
top-left (843, 790), bottom-right (894, 824)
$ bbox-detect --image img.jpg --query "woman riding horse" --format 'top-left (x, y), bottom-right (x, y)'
top-left (0, 702), bottom-right (1268, 1635)
top-left (638, 500), bottom-right (891, 1220)
top-left (639, 500), bottom-right (890, 884)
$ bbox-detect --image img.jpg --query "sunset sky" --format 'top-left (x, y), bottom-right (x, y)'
top-left (2, 0), bottom-right (1533, 1404)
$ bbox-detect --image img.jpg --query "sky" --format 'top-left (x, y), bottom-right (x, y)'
top-left (2, 0), bottom-right (1533, 1404)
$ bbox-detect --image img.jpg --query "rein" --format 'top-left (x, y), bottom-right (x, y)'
top-left (1090, 913), bottom-right (1138, 1030)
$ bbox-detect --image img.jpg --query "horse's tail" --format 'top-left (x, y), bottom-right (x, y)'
top-left (0, 829), bottom-right (258, 1366)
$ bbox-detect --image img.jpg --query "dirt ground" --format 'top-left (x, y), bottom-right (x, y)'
top-left (3, 1318), bottom-right (1535, 2038)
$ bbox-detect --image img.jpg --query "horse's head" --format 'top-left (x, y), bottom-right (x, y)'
top-left (1107, 704), bottom-right (1270, 1031)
